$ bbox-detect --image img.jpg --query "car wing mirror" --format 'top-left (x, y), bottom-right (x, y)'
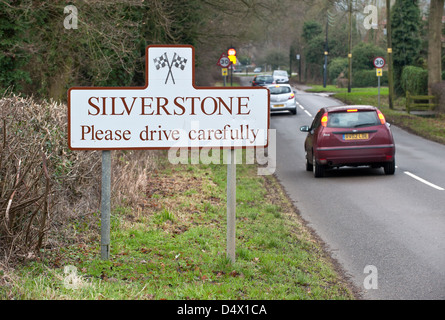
top-left (300, 125), bottom-right (310, 132)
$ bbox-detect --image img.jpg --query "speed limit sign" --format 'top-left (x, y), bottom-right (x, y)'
top-left (373, 57), bottom-right (386, 68)
top-left (217, 54), bottom-right (231, 68)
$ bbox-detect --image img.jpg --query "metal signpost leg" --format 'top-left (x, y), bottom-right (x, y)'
top-left (378, 75), bottom-right (381, 109)
top-left (226, 149), bottom-right (236, 264)
top-left (101, 150), bottom-right (111, 260)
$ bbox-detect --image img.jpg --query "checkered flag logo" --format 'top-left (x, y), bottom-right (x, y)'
top-left (153, 53), bottom-right (168, 70)
top-left (153, 52), bottom-right (187, 84)
top-left (172, 54), bottom-right (187, 71)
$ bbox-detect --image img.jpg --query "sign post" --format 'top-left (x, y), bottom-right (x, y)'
top-left (217, 53), bottom-right (231, 88)
top-left (217, 51), bottom-right (238, 263)
top-left (226, 149), bottom-right (236, 263)
top-left (100, 150), bottom-right (111, 260)
top-left (374, 57), bottom-right (386, 109)
top-left (376, 68), bottom-right (383, 108)
top-left (68, 45), bottom-right (269, 262)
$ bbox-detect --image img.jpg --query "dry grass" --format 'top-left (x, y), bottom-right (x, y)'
top-left (0, 94), bottom-right (159, 263)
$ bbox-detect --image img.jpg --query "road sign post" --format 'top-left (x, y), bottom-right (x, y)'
top-left (226, 149), bottom-right (236, 263)
top-left (217, 54), bottom-right (230, 88)
top-left (376, 68), bottom-right (383, 108)
top-left (100, 150), bottom-right (111, 260)
top-left (374, 57), bottom-right (386, 109)
top-left (69, 45), bottom-right (269, 262)
top-left (217, 54), bottom-right (236, 262)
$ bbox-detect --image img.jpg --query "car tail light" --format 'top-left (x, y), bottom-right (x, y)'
top-left (289, 93), bottom-right (295, 99)
top-left (347, 109), bottom-right (358, 112)
top-left (377, 110), bottom-right (386, 124)
top-left (321, 112), bottom-right (328, 127)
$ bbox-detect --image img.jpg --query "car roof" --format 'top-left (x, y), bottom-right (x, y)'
top-left (323, 105), bottom-right (378, 113)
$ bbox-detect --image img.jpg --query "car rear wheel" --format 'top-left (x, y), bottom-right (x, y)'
top-left (383, 159), bottom-right (396, 175)
top-left (313, 155), bottom-right (325, 178)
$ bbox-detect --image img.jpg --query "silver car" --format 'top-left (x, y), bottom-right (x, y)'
top-left (272, 70), bottom-right (289, 84)
top-left (267, 84), bottom-right (297, 115)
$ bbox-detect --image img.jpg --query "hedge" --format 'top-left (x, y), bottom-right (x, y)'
top-left (401, 66), bottom-right (428, 95)
top-left (352, 70), bottom-right (388, 87)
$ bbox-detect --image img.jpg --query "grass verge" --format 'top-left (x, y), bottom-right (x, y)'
top-left (306, 85), bottom-right (445, 145)
top-left (1, 152), bottom-right (356, 300)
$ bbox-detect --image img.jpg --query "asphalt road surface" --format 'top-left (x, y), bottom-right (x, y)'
top-left (240, 77), bottom-right (445, 300)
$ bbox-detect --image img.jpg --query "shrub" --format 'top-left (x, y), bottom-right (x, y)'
top-left (328, 57), bottom-right (349, 82)
top-left (353, 70), bottom-right (388, 87)
top-left (352, 42), bottom-right (387, 71)
top-left (401, 66), bottom-right (428, 95)
top-left (0, 94), bottom-right (159, 261)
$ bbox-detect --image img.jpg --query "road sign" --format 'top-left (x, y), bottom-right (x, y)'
top-left (217, 54), bottom-right (231, 68)
top-left (222, 68), bottom-right (228, 76)
top-left (68, 45), bottom-right (270, 150)
top-left (68, 45), bottom-right (271, 263)
top-left (376, 68), bottom-right (383, 77)
top-left (373, 57), bottom-right (386, 69)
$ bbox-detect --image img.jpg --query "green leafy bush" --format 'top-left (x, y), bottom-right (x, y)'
top-left (351, 42), bottom-right (386, 71)
top-left (401, 66), bottom-right (428, 95)
top-left (353, 70), bottom-right (388, 88)
top-left (328, 57), bottom-right (348, 82)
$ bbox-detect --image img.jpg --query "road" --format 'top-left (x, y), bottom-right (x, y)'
top-left (240, 77), bottom-right (445, 299)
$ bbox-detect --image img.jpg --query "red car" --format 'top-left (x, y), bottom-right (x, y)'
top-left (300, 105), bottom-right (396, 178)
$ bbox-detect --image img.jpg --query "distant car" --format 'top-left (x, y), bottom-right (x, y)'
top-left (267, 84), bottom-right (297, 115)
top-left (252, 75), bottom-right (274, 87)
top-left (272, 70), bottom-right (289, 84)
top-left (233, 66), bottom-right (244, 73)
top-left (253, 67), bottom-right (262, 73)
top-left (300, 105), bottom-right (396, 178)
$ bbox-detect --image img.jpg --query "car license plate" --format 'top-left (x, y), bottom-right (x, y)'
top-left (343, 133), bottom-right (369, 140)
top-left (273, 104), bottom-right (284, 108)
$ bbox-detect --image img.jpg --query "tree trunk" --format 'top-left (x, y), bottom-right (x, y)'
top-left (428, 0), bottom-right (445, 95)
top-left (386, 0), bottom-right (395, 109)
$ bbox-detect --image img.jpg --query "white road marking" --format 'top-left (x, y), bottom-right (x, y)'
top-left (304, 110), bottom-right (312, 117)
top-left (404, 171), bottom-right (445, 191)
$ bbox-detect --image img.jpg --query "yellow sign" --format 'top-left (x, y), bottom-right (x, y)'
top-left (222, 68), bottom-right (228, 76)
top-left (376, 68), bottom-right (383, 77)
top-left (228, 55), bottom-right (237, 64)
top-left (387, 48), bottom-right (392, 53)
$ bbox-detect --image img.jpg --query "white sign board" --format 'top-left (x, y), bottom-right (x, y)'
top-left (68, 45), bottom-right (269, 150)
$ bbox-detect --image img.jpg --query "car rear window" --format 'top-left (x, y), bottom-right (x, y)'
top-left (327, 111), bottom-right (380, 128)
top-left (269, 86), bottom-right (291, 94)
top-left (274, 71), bottom-right (288, 77)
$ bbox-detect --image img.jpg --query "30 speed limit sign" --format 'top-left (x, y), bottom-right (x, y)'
top-left (373, 57), bottom-right (386, 69)
top-left (217, 54), bottom-right (231, 68)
